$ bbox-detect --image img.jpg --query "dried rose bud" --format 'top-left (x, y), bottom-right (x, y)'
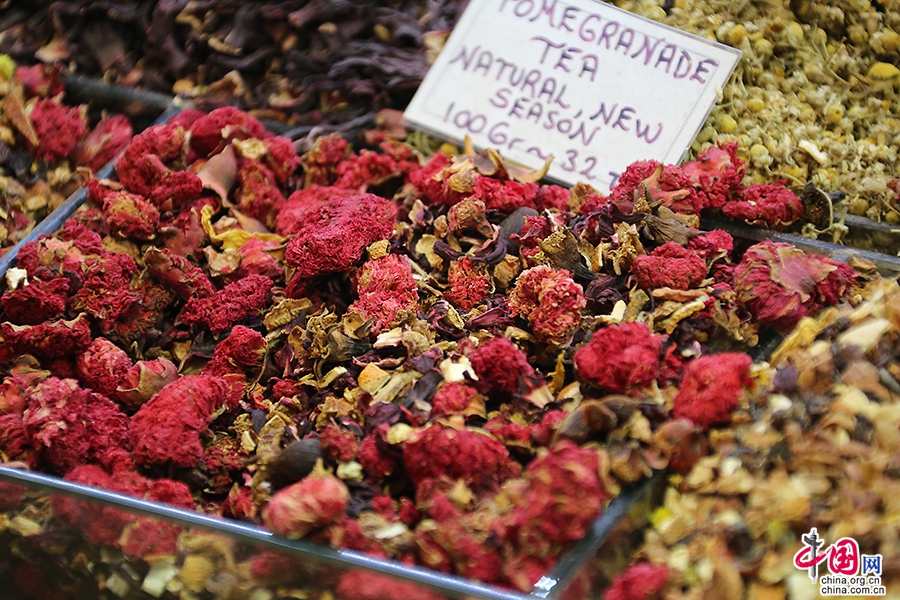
top-left (115, 124), bottom-right (202, 209)
top-left (347, 254), bottom-right (418, 334)
top-left (144, 247), bottom-right (215, 301)
top-left (263, 473), bottom-right (349, 539)
top-left (681, 141), bottom-right (745, 209)
top-left (0, 277), bottom-right (69, 325)
top-left (722, 182), bottom-right (803, 229)
top-left (444, 257), bottom-right (493, 312)
top-left (632, 241), bottom-right (707, 291)
top-left (189, 106), bottom-right (271, 158)
top-left (182, 274), bottom-right (273, 335)
top-left (72, 114), bottom-right (133, 172)
top-left (129, 375), bottom-right (230, 468)
top-left (284, 193), bottom-right (397, 278)
top-left (90, 180), bottom-right (160, 241)
top-left (610, 160), bottom-right (703, 215)
top-left (76, 337), bottom-right (132, 398)
top-left (27, 99), bottom-right (87, 162)
top-left (673, 353), bottom-right (753, 429)
top-left (334, 149), bottom-right (401, 189)
top-left (261, 136), bottom-right (301, 183)
top-left (733, 241), bottom-right (856, 332)
top-left (687, 229), bottom-right (734, 263)
top-left (115, 358), bottom-right (178, 409)
top-left (471, 177), bottom-right (540, 213)
top-left (509, 265), bottom-right (585, 346)
top-left (469, 336), bottom-right (537, 396)
top-left (574, 322), bottom-right (662, 395)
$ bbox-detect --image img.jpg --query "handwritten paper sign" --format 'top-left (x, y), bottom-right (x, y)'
top-left (404, 0), bottom-right (741, 192)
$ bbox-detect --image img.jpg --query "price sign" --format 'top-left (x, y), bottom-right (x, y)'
top-left (404, 0), bottom-right (741, 192)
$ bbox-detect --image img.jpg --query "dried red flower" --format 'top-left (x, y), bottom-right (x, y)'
top-left (687, 229), bottom-right (734, 263)
top-left (235, 158), bottom-right (286, 225)
top-left (22, 377), bottom-right (129, 474)
top-left (320, 424), bottom-right (359, 462)
top-left (144, 247), bottom-right (215, 300)
top-left (0, 314), bottom-right (92, 361)
top-left (75, 337), bottom-right (132, 398)
top-left (233, 237), bottom-right (284, 280)
top-left (409, 152), bottom-right (467, 206)
top-left (334, 149), bottom-right (401, 189)
top-left (681, 141), bottom-right (745, 209)
top-left (672, 353), bottom-right (753, 429)
top-left (403, 424), bottom-right (519, 491)
top-left (509, 266), bottom-right (586, 346)
top-left (469, 336), bottom-right (537, 396)
top-left (721, 182), bottom-right (803, 228)
top-left (444, 257), bottom-right (493, 312)
top-left (632, 241), bottom-right (708, 290)
top-left (733, 241), bottom-right (856, 331)
top-left (89, 180), bottom-right (161, 240)
top-left (574, 322), bottom-right (662, 394)
top-left (182, 274), bottom-right (273, 335)
top-left (471, 177), bottom-right (539, 213)
top-left (610, 160), bottom-right (703, 214)
top-left (358, 427), bottom-right (396, 480)
top-left (27, 99), bottom-right (87, 162)
top-left (203, 325), bottom-right (267, 402)
top-left (261, 136), bottom-right (301, 184)
top-left (1, 277), bottom-right (69, 325)
top-left (115, 124), bottom-right (203, 209)
top-left (15, 64), bottom-right (64, 97)
top-left (512, 215), bottom-right (553, 264)
top-left (535, 184), bottom-right (570, 211)
top-left (302, 134), bottom-right (350, 186)
top-left (275, 185), bottom-right (355, 236)
top-left (348, 254), bottom-right (419, 334)
top-left (72, 114), bottom-right (134, 171)
top-left (430, 382), bottom-right (479, 419)
top-left (604, 562), bottom-right (669, 600)
top-left (116, 358), bottom-right (179, 409)
top-left (129, 375), bottom-right (231, 468)
top-left (189, 106), bottom-right (271, 157)
top-left (263, 473), bottom-right (350, 539)
top-left (284, 193), bottom-right (397, 278)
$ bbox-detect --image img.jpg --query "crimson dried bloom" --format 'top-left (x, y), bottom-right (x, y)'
top-left (72, 114), bottom-right (133, 171)
top-left (144, 247), bottom-right (215, 301)
top-left (672, 353), bottom-right (753, 429)
top-left (275, 185), bottom-right (355, 236)
top-left (358, 428), bottom-right (396, 480)
top-left (721, 182), bottom-right (803, 229)
top-left (189, 106), bottom-right (271, 157)
top-left (681, 141), bottom-right (745, 209)
top-left (733, 241), bottom-right (856, 332)
top-left (511, 215), bottom-right (553, 263)
top-left (76, 337), bottom-right (132, 398)
top-left (284, 193), bottom-right (397, 278)
top-left (159, 196), bottom-right (217, 257)
top-left (471, 177), bottom-right (540, 213)
top-left (604, 562), bottom-right (669, 600)
top-left (446, 198), bottom-right (491, 237)
top-left (115, 123), bottom-right (202, 209)
top-left (203, 325), bottom-right (267, 403)
top-left (334, 149), bottom-right (400, 189)
top-left (71, 252), bottom-right (140, 332)
top-left (302, 134), bottom-right (350, 186)
top-left (129, 375), bottom-right (231, 468)
top-left (0, 314), bottom-right (92, 361)
top-left (610, 160), bottom-right (703, 214)
top-left (430, 382), bottom-right (479, 418)
top-left (116, 358), bottom-right (178, 409)
top-left (632, 241), bottom-right (708, 290)
top-left (263, 474), bottom-right (350, 539)
top-left (501, 441), bottom-right (606, 587)
top-left (403, 424), bottom-right (518, 490)
top-left (182, 274), bottom-right (273, 335)
top-left (16, 220), bottom-right (105, 276)
top-left (1, 277), bottom-right (69, 325)
top-left (349, 255), bottom-right (418, 334)
top-left (320, 424), bottom-right (359, 462)
top-left (89, 180), bottom-right (160, 240)
top-left (469, 336), bottom-right (536, 395)
top-left (0, 413), bottom-right (35, 466)
top-left (687, 229), bottom-right (734, 263)
top-left (574, 322), bottom-right (662, 394)
top-left (22, 377), bottom-right (129, 474)
top-left (27, 99), bottom-right (87, 162)
top-left (444, 257), bottom-right (492, 312)
top-left (509, 266), bottom-right (585, 346)
top-left (235, 158), bottom-right (286, 225)
top-left (409, 152), bottom-right (467, 206)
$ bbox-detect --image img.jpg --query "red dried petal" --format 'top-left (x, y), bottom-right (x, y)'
top-left (1, 277), bottom-right (69, 325)
top-left (263, 474), bottom-right (349, 539)
top-left (189, 107), bottom-right (271, 157)
top-left (235, 158), bottom-right (286, 225)
top-left (673, 353), bottom-right (753, 429)
top-left (509, 266), bottom-right (585, 345)
top-left (27, 99), bottom-right (87, 162)
top-left (632, 241), bottom-right (707, 290)
top-left (72, 114), bottom-right (133, 171)
top-left (76, 337), bottom-right (132, 398)
top-left (604, 562), bottom-right (669, 600)
top-left (182, 275), bottom-right (273, 335)
top-left (682, 141), bottom-right (745, 209)
top-left (116, 124), bottom-right (202, 209)
top-left (469, 336), bottom-right (536, 395)
top-left (444, 257), bottom-right (492, 312)
top-left (721, 182), bottom-right (803, 228)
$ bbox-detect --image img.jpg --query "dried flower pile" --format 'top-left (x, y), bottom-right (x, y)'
top-left (0, 61), bottom-right (133, 254)
top-left (0, 108), bottom-right (873, 599)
